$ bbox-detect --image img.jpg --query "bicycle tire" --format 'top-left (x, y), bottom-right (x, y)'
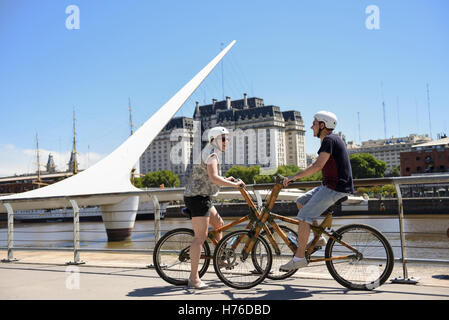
top-left (213, 230), bottom-right (272, 289)
top-left (153, 228), bottom-right (211, 286)
top-left (325, 224), bottom-right (394, 290)
top-left (255, 225), bottom-right (299, 280)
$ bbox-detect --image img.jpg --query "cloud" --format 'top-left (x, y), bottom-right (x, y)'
top-left (0, 144), bottom-right (106, 177)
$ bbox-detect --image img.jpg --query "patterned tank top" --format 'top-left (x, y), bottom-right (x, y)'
top-left (184, 145), bottom-right (221, 197)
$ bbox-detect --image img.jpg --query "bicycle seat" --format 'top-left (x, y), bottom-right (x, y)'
top-left (181, 207), bottom-right (192, 219)
top-left (321, 196), bottom-right (348, 216)
top-left (335, 196), bottom-right (348, 206)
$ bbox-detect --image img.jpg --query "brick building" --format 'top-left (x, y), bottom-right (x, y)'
top-left (400, 137), bottom-right (449, 176)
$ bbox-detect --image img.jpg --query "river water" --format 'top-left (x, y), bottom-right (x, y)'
top-left (0, 215), bottom-right (448, 261)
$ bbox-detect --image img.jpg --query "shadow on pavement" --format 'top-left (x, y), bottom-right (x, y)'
top-left (126, 279), bottom-right (376, 300)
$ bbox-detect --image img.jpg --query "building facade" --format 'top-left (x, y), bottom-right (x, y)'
top-left (400, 137), bottom-right (449, 176)
top-left (139, 117), bottom-right (196, 186)
top-left (0, 153), bottom-right (78, 195)
top-left (139, 95), bottom-right (307, 186)
top-left (347, 134), bottom-right (432, 174)
top-left (0, 172), bottom-right (74, 194)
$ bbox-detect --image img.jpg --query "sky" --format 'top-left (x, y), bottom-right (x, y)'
top-left (0, 0), bottom-right (448, 177)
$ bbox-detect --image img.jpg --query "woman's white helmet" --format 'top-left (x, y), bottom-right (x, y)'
top-left (207, 126), bottom-right (230, 143)
top-left (314, 111), bottom-right (338, 129)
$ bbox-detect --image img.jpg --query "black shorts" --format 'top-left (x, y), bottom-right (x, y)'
top-left (184, 196), bottom-right (213, 217)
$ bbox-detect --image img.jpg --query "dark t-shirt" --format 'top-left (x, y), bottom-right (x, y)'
top-left (317, 134), bottom-right (354, 194)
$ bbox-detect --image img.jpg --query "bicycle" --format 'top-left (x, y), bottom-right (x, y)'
top-left (152, 183), bottom-right (278, 289)
top-left (213, 175), bottom-right (395, 290)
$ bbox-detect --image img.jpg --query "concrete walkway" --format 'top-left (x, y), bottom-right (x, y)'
top-left (1, 250), bottom-right (448, 300)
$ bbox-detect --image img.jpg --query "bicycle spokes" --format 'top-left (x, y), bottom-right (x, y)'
top-left (213, 230), bottom-right (272, 289)
top-left (324, 224), bottom-right (394, 290)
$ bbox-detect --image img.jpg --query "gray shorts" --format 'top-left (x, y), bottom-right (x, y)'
top-left (296, 185), bottom-right (349, 224)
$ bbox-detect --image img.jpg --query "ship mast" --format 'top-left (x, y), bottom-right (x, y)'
top-left (34, 132), bottom-right (48, 188)
top-left (70, 108), bottom-right (79, 174)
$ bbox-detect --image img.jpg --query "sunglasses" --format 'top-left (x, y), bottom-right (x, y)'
top-left (221, 136), bottom-right (229, 142)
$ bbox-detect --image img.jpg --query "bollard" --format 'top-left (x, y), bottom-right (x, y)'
top-left (391, 183), bottom-right (419, 284)
top-left (67, 199), bottom-right (85, 265)
top-left (1, 203), bottom-right (18, 262)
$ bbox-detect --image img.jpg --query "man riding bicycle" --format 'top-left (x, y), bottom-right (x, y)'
top-left (280, 111), bottom-right (354, 271)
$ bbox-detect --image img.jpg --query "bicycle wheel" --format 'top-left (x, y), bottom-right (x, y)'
top-left (255, 225), bottom-right (298, 280)
top-left (325, 224), bottom-right (394, 290)
top-left (153, 228), bottom-right (211, 286)
top-left (213, 230), bottom-right (272, 289)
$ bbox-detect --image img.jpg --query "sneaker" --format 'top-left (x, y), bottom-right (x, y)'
top-left (187, 279), bottom-right (209, 289)
top-left (307, 235), bottom-right (327, 249)
top-left (279, 258), bottom-right (308, 272)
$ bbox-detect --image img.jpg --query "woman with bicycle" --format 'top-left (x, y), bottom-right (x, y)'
top-left (183, 126), bottom-right (245, 289)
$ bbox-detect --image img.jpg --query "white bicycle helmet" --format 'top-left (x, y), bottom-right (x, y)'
top-left (207, 126), bottom-right (230, 143)
top-left (314, 111), bottom-right (338, 129)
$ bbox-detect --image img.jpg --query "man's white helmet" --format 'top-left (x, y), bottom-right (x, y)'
top-left (314, 111), bottom-right (338, 129)
top-left (207, 126), bottom-right (230, 143)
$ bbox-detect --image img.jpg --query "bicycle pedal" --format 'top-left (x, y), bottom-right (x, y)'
top-left (220, 261), bottom-right (238, 270)
top-left (225, 264), bottom-right (237, 270)
top-left (310, 246), bottom-right (322, 255)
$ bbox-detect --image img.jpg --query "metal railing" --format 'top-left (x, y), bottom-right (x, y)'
top-left (1, 174), bottom-right (449, 284)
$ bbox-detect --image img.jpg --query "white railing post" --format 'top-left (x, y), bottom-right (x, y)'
top-left (150, 195), bottom-right (161, 243)
top-left (67, 199), bottom-right (85, 265)
top-left (391, 182), bottom-right (419, 284)
top-left (1, 203), bottom-right (18, 262)
top-left (146, 194), bottom-right (160, 269)
top-left (253, 189), bottom-right (263, 210)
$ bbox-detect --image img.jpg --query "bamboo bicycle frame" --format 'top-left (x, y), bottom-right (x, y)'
top-left (197, 178), bottom-right (359, 264)
top-left (234, 179), bottom-right (360, 264)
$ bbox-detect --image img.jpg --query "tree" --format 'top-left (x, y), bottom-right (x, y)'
top-left (275, 165), bottom-right (301, 177)
top-left (386, 165), bottom-right (400, 177)
top-left (350, 153), bottom-right (387, 179)
top-left (225, 164), bottom-right (323, 184)
top-left (134, 170), bottom-right (180, 188)
top-left (273, 165), bottom-right (321, 182)
top-left (225, 166), bottom-right (261, 184)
